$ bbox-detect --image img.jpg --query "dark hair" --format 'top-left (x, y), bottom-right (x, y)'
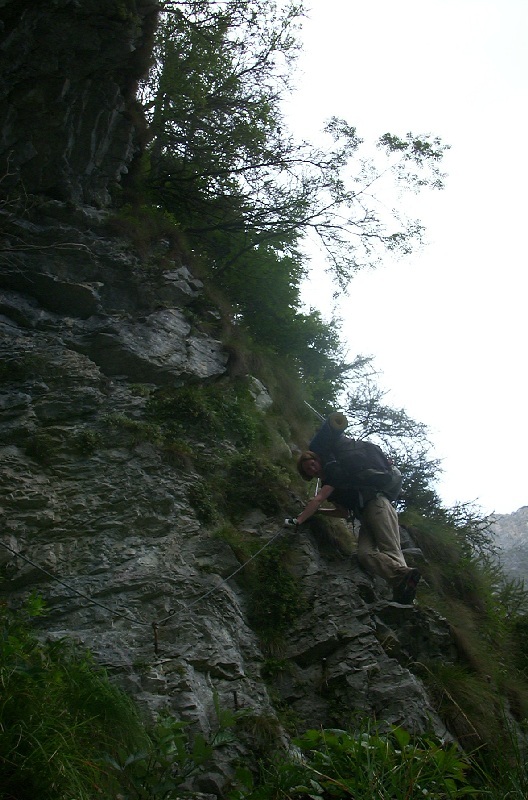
top-left (297, 451), bottom-right (320, 481)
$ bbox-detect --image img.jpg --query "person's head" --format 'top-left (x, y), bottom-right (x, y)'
top-left (297, 451), bottom-right (322, 481)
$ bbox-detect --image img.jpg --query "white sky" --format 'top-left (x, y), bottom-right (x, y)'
top-left (286, 0), bottom-right (528, 516)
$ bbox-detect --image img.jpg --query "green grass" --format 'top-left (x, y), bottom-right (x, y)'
top-left (0, 598), bottom-right (148, 800)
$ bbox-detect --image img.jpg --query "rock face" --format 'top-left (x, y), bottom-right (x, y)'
top-left (0, 199), bottom-right (459, 790)
top-left (0, 4), bottom-right (470, 790)
top-left (270, 532), bottom-right (456, 735)
top-left (490, 506), bottom-right (528, 581)
top-left (0, 202), bottom-right (228, 384)
top-left (0, 0), bottom-right (158, 206)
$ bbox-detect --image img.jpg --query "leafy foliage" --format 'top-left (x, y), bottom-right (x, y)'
top-left (146, 381), bottom-right (265, 448)
top-left (139, 2), bottom-right (448, 286)
top-left (0, 601), bottom-right (245, 800)
top-left (233, 724), bottom-right (480, 800)
top-left (104, 706), bottom-right (238, 800)
top-left (0, 598), bottom-right (148, 800)
top-left (123, 0), bottom-right (450, 406)
top-left (224, 451), bottom-right (291, 517)
top-left (212, 526), bottom-right (305, 647)
top-left (4, 595), bottom-right (528, 800)
top-left (188, 478), bottom-right (220, 525)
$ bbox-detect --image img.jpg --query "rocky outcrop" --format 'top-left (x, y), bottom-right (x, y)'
top-left (0, 0), bottom-right (158, 206)
top-left (273, 532), bottom-right (455, 735)
top-left (490, 506), bottom-right (528, 581)
top-left (0, 201), bottom-right (228, 384)
top-left (0, 2), bottom-right (472, 785)
top-left (0, 199), bottom-right (461, 789)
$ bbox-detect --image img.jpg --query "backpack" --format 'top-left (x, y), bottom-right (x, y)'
top-left (330, 436), bottom-right (395, 491)
top-left (308, 411), bottom-right (348, 456)
top-left (309, 416), bottom-right (401, 509)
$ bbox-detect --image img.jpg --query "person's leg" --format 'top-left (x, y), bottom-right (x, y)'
top-left (357, 496), bottom-right (420, 599)
top-left (361, 495), bottom-right (406, 567)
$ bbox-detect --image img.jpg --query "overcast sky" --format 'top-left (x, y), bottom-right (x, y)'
top-left (285, 0), bottom-right (528, 516)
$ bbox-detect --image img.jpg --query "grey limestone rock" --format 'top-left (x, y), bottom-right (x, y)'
top-left (0, 0), bottom-right (158, 206)
top-left (0, 202), bottom-right (460, 790)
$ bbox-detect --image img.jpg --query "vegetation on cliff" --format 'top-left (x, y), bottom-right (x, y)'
top-left (118, 0), bottom-right (448, 410)
top-left (4, 2), bottom-right (528, 799)
top-left (3, 595), bottom-right (528, 799)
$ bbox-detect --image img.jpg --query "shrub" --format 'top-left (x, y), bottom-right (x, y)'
top-left (224, 451), bottom-right (291, 518)
top-left (0, 600), bottom-right (242, 800)
top-left (24, 431), bottom-right (61, 464)
top-left (246, 538), bottom-right (306, 643)
top-left (212, 527), bottom-right (304, 647)
top-left (146, 381), bottom-right (264, 448)
top-left (71, 428), bottom-right (103, 456)
top-left (105, 413), bottom-right (164, 447)
top-left (105, 203), bottom-right (188, 262)
top-left (233, 724), bottom-right (481, 800)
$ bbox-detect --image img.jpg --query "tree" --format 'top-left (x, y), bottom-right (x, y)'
top-left (342, 358), bottom-right (431, 446)
top-left (142, 0), bottom-right (302, 220)
top-left (130, 1), bottom-right (450, 409)
top-left (138, 1), bottom-right (449, 288)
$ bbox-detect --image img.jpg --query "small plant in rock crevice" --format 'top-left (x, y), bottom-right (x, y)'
top-left (145, 381), bottom-right (266, 449)
top-left (223, 450), bottom-right (291, 518)
top-left (213, 524), bottom-right (255, 562)
top-left (235, 712), bottom-right (284, 759)
top-left (261, 657), bottom-right (295, 681)
top-left (211, 527), bottom-right (305, 649)
top-left (188, 478), bottom-right (219, 525)
top-left (104, 412), bottom-right (165, 447)
top-left (246, 538), bottom-right (306, 645)
top-left (24, 431), bottom-right (62, 464)
top-left (71, 428), bottom-right (103, 456)
top-left (161, 437), bottom-right (194, 467)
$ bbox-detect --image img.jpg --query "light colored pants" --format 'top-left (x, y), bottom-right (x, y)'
top-left (357, 494), bottom-right (409, 587)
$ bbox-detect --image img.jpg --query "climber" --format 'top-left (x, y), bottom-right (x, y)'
top-left (290, 414), bottom-right (421, 604)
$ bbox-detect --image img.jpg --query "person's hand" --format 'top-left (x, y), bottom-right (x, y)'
top-left (284, 518), bottom-right (299, 529)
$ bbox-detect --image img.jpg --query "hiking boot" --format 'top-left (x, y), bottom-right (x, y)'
top-left (392, 568), bottom-right (421, 604)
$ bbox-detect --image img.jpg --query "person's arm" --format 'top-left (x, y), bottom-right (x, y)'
top-left (296, 483), bottom-right (335, 525)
